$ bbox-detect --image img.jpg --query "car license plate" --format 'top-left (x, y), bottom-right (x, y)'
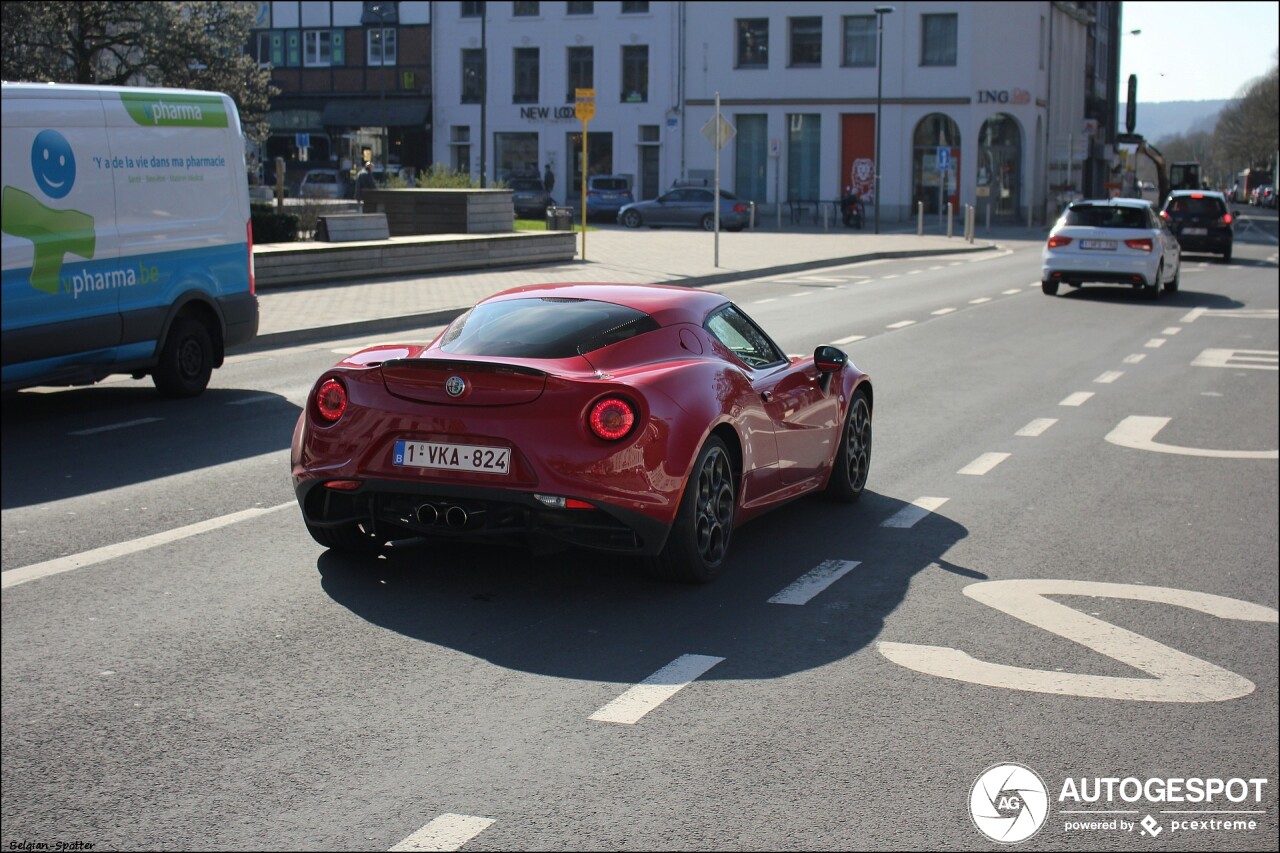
top-left (1080, 240), bottom-right (1116, 250)
top-left (1184, 227), bottom-right (1208, 235)
top-left (393, 440), bottom-right (510, 474)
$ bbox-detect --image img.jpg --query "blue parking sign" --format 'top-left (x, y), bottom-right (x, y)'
top-left (937, 148), bottom-right (951, 172)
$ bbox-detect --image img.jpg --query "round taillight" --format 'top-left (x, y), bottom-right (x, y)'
top-left (588, 397), bottom-right (636, 441)
top-left (315, 378), bottom-right (347, 422)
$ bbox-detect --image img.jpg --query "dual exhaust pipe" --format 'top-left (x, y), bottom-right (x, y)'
top-left (416, 503), bottom-right (472, 529)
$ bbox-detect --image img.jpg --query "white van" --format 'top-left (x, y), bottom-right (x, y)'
top-left (1, 82), bottom-right (258, 397)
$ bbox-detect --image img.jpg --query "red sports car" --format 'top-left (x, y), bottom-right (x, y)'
top-left (290, 283), bottom-right (873, 582)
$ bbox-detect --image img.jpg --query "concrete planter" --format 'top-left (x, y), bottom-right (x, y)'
top-left (359, 188), bottom-right (514, 236)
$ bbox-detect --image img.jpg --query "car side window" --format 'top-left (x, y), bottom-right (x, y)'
top-left (705, 305), bottom-right (785, 369)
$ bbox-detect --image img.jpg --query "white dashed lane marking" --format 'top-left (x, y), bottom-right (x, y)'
top-left (390, 814), bottom-right (496, 852)
top-left (881, 497), bottom-right (950, 528)
top-left (1094, 371), bottom-right (1124, 384)
top-left (1059, 392), bottom-right (1095, 407)
top-left (1016, 418), bottom-right (1057, 437)
top-left (958, 453), bottom-right (1011, 476)
top-left (589, 654), bottom-right (725, 725)
top-left (1123, 354), bottom-right (1147, 364)
top-left (887, 320), bottom-right (916, 329)
top-left (769, 560), bottom-right (860, 605)
top-left (68, 418), bottom-right (163, 436)
top-left (833, 334), bottom-right (866, 345)
top-left (1146, 338), bottom-right (1166, 348)
top-left (932, 308), bottom-right (957, 315)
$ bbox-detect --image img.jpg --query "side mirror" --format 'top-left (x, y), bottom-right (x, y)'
top-left (814, 345), bottom-right (847, 373)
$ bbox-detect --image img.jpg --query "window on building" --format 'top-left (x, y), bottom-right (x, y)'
top-left (461, 1), bottom-right (484, 17)
top-left (842, 15), bottom-right (875, 67)
top-left (495, 132), bottom-right (539, 181)
top-left (514, 47), bottom-right (539, 104)
top-left (567, 1), bottom-right (593, 14)
top-left (462, 49), bottom-right (483, 103)
top-left (451, 126), bottom-right (471, 174)
top-left (513, 1), bottom-right (539, 15)
top-left (736, 18), bottom-right (768, 68)
top-left (567, 46), bottom-right (593, 102)
top-left (789, 16), bottom-right (822, 67)
top-left (921, 13), bottom-right (958, 66)
top-left (368, 28), bottom-right (396, 66)
top-left (303, 30), bottom-right (332, 67)
top-left (254, 31), bottom-right (274, 67)
top-left (621, 1), bottom-right (649, 12)
top-left (621, 45), bottom-right (648, 102)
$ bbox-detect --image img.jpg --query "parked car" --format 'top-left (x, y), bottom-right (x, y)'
top-left (1159, 190), bottom-right (1234, 262)
top-left (618, 187), bottom-right (754, 231)
top-left (1041, 198), bottom-right (1181, 298)
top-left (299, 168), bottom-right (348, 199)
top-left (290, 283), bottom-right (873, 583)
top-left (507, 177), bottom-right (552, 217)
top-left (572, 175), bottom-right (634, 220)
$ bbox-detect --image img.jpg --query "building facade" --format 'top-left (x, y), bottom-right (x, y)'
top-left (249, 1), bottom-right (433, 189)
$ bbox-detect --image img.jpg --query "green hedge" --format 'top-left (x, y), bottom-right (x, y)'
top-left (250, 204), bottom-right (300, 243)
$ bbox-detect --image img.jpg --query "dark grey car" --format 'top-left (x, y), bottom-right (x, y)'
top-left (618, 188), bottom-right (753, 231)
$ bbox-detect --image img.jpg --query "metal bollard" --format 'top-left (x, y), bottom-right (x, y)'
top-left (947, 202), bottom-right (954, 238)
top-left (985, 202), bottom-right (992, 232)
top-left (917, 201), bottom-right (924, 235)
top-left (777, 202), bottom-right (782, 231)
top-left (823, 204), bottom-right (829, 231)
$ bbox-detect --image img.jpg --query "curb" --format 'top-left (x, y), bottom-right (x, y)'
top-left (232, 241), bottom-right (999, 354)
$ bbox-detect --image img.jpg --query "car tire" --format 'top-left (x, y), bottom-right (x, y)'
top-left (1164, 261), bottom-right (1180, 293)
top-left (305, 520), bottom-right (387, 554)
top-left (647, 436), bottom-right (735, 584)
top-left (1041, 280), bottom-right (1059, 296)
top-left (825, 388), bottom-right (872, 503)
top-left (1145, 263), bottom-right (1162, 300)
top-left (1222, 245), bottom-right (1232, 263)
top-left (700, 214), bottom-right (715, 231)
top-left (622, 210), bottom-right (642, 228)
top-left (153, 316), bottom-right (214, 398)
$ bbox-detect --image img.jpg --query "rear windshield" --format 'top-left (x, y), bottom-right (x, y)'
top-left (305, 172), bottom-right (338, 184)
top-left (508, 179), bottom-right (544, 191)
top-left (1166, 196), bottom-right (1226, 216)
top-left (438, 297), bottom-right (659, 358)
top-left (1063, 205), bottom-right (1151, 229)
top-left (591, 178), bottom-right (630, 191)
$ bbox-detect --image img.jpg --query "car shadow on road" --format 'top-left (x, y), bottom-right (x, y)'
top-left (0, 386), bottom-right (300, 509)
top-left (314, 490), bottom-right (973, 683)
top-left (1053, 287), bottom-right (1245, 308)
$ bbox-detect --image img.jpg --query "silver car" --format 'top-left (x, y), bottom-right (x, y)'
top-left (1041, 198), bottom-right (1181, 299)
top-left (618, 187), bottom-right (753, 231)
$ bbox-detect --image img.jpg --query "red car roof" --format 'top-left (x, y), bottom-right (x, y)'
top-left (481, 282), bottom-right (729, 328)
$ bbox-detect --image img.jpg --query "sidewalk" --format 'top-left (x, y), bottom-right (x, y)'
top-left (246, 219), bottom-right (1046, 350)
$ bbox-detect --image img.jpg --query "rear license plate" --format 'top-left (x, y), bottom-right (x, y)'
top-left (1184, 227), bottom-right (1208, 235)
top-left (1080, 240), bottom-right (1116, 250)
top-left (394, 440), bottom-right (510, 474)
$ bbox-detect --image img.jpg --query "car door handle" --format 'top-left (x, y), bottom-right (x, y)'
top-left (761, 391), bottom-right (774, 403)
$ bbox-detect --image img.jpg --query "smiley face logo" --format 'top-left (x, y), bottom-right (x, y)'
top-left (31, 130), bottom-right (77, 200)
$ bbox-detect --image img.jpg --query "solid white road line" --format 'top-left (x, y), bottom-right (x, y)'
top-left (1123, 354), bottom-right (1147, 364)
top-left (1094, 371), bottom-right (1124, 384)
top-left (389, 814), bottom-right (496, 852)
top-left (589, 654), bottom-right (725, 724)
top-left (2, 503), bottom-right (295, 590)
top-left (881, 497), bottom-right (950, 528)
top-left (1016, 418), bottom-right (1058, 437)
top-left (769, 560), bottom-right (860, 605)
top-left (69, 418), bottom-right (163, 436)
top-left (957, 452), bottom-right (1011, 476)
top-left (1059, 392), bottom-right (1095, 407)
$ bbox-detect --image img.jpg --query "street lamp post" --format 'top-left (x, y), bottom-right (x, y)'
top-left (369, 2), bottom-right (395, 175)
top-left (873, 6), bottom-right (894, 234)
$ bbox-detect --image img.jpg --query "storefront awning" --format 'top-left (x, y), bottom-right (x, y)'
top-left (321, 100), bottom-right (430, 128)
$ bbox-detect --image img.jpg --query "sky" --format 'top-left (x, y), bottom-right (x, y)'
top-left (1118, 1), bottom-right (1279, 102)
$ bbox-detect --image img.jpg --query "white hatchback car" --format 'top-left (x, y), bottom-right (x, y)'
top-left (1041, 198), bottom-right (1181, 299)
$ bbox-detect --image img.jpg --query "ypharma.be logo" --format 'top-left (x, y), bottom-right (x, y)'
top-left (969, 763), bottom-right (1050, 844)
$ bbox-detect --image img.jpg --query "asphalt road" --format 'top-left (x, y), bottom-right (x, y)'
top-left (2, 227), bottom-right (1277, 852)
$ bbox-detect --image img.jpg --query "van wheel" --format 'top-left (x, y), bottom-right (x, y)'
top-left (153, 317), bottom-right (214, 398)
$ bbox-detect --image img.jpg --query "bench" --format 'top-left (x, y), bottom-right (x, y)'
top-left (315, 213), bottom-right (390, 242)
